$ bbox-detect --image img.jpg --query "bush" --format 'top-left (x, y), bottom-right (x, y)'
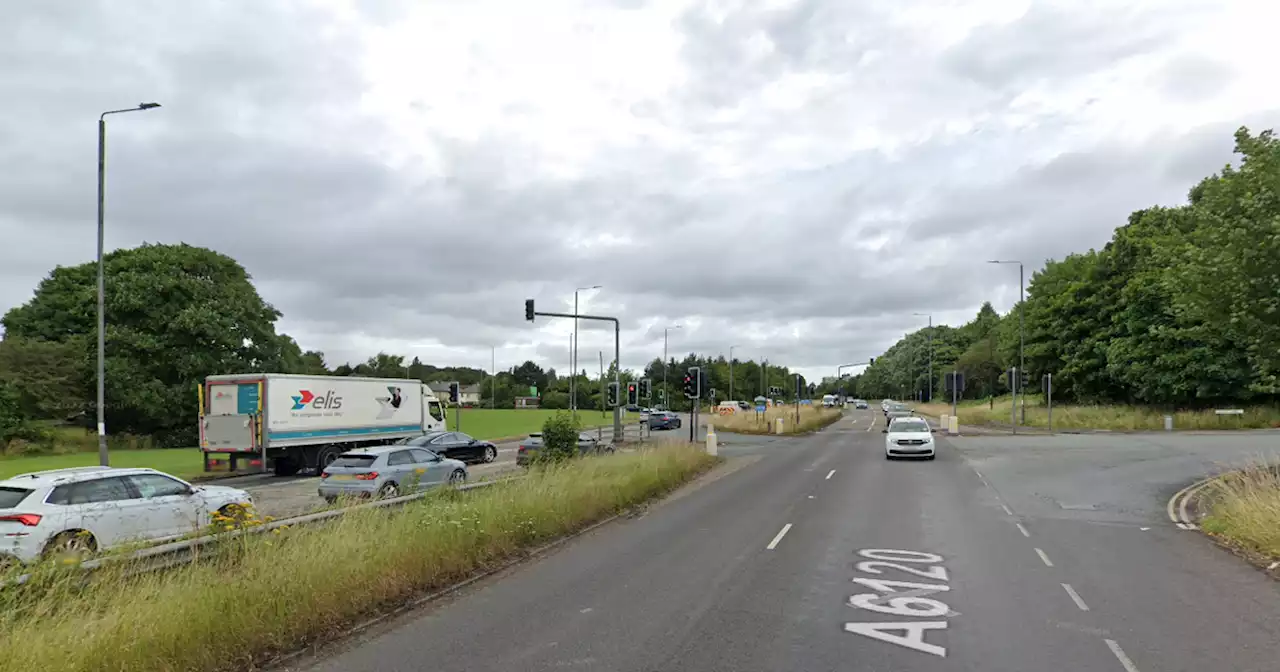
top-left (536, 411), bottom-right (581, 463)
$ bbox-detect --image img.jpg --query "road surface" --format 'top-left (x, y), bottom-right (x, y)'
top-left (290, 408), bottom-right (1280, 672)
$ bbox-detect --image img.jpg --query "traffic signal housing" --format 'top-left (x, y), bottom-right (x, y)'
top-left (683, 366), bottom-right (701, 399)
top-left (638, 378), bottom-right (650, 399)
top-left (448, 382), bottom-right (460, 403)
top-left (525, 299), bottom-right (535, 321)
top-left (627, 382), bottom-right (638, 406)
top-left (607, 381), bottom-right (619, 407)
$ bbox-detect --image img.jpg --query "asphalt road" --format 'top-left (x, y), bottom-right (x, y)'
top-left (290, 408), bottom-right (1280, 672)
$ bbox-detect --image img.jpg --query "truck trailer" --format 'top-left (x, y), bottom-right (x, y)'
top-left (199, 373), bottom-right (448, 476)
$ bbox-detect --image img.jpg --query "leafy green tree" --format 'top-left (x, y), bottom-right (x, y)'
top-left (535, 411), bottom-right (581, 463)
top-left (1, 243), bottom-right (296, 445)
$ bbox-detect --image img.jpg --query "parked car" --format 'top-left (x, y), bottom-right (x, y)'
top-left (397, 431), bottom-right (498, 464)
top-left (884, 416), bottom-right (936, 460)
top-left (516, 431), bottom-right (615, 465)
top-left (648, 411), bottom-right (682, 430)
top-left (0, 466), bottom-right (252, 566)
top-left (319, 446), bottom-right (466, 502)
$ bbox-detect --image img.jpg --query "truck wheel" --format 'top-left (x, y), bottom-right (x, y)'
top-left (312, 445), bottom-right (342, 474)
top-left (273, 457), bottom-right (301, 477)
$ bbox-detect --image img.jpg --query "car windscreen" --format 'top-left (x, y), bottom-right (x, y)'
top-left (0, 487), bottom-right (33, 509)
top-left (891, 422), bottom-right (929, 433)
top-left (329, 454), bottom-right (378, 468)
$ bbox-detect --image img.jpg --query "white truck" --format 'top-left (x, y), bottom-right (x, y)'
top-left (822, 394), bottom-right (837, 408)
top-left (199, 373), bottom-right (448, 476)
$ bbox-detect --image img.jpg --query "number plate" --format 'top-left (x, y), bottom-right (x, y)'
top-left (328, 474), bottom-right (355, 481)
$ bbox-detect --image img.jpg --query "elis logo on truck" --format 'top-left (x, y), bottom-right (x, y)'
top-left (291, 390), bottom-right (343, 411)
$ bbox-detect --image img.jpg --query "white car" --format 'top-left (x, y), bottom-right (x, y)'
top-left (885, 417), bottom-right (936, 460)
top-left (639, 408), bottom-right (651, 421)
top-left (0, 466), bottom-right (253, 566)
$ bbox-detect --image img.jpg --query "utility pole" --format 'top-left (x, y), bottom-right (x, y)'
top-left (96, 102), bottom-right (161, 468)
top-left (729, 344), bottom-right (739, 401)
top-left (988, 260), bottom-right (1026, 424)
top-left (663, 324), bottom-right (681, 410)
top-left (599, 351), bottom-right (605, 418)
top-left (527, 303), bottom-right (623, 442)
top-left (914, 313), bottom-right (932, 402)
top-left (491, 346), bottom-right (496, 410)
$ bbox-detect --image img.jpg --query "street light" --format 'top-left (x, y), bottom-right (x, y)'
top-left (913, 312), bottom-right (932, 402)
top-left (97, 102), bottom-right (161, 467)
top-left (729, 344), bottom-right (741, 401)
top-left (572, 285), bottom-right (602, 418)
top-left (663, 324), bottom-right (682, 409)
top-left (988, 260), bottom-right (1025, 423)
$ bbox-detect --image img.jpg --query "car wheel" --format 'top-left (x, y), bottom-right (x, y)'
top-left (377, 482), bottom-right (400, 499)
top-left (449, 469), bottom-right (467, 485)
top-left (482, 445), bottom-right (497, 463)
top-left (323, 496), bottom-right (338, 505)
top-left (43, 530), bottom-right (98, 561)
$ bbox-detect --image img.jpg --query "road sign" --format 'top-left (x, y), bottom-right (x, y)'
top-left (756, 405), bottom-right (766, 413)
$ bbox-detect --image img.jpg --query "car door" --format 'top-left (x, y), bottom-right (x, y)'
top-left (385, 450), bottom-right (418, 487)
top-left (451, 433), bottom-right (483, 462)
top-left (125, 473), bottom-right (201, 538)
top-left (408, 449), bottom-right (447, 488)
top-left (50, 476), bottom-right (153, 548)
top-left (426, 433), bottom-right (458, 460)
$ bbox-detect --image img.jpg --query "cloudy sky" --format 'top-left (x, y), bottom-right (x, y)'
top-left (3, 0), bottom-right (1279, 383)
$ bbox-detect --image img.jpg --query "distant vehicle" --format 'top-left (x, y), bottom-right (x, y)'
top-left (648, 411), bottom-right (682, 430)
top-left (884, 409), bottom-right (916, 426)
top-left (396, 431), bottom-right (498, 464)
top-left (885, 417), bottom-right (935, 460)
top-left (854, 399), bottom-right (869, 409)
top-left (318, 446), bottom-right (466, 503)
top-left (884, 402), bottom-right (909, 417)
top-left (200, 373), bottom-right (448, 477)
top-left (625, 404), bottom-right (642, 413)
top-left (738, 401), bottom-right (751, 410)
top-left (822, 394), bottom-right (837, 407)
top-left (0, 466), bottom-right (252, 566)
top-left (639, 408), bottom-right (651, 421)
top-left (516, 431), bottom-right (615, 465)
top-left (881, 399), bottom-right (894, 412)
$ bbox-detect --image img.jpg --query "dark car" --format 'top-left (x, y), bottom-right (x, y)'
top-left (648, 411), bottom-right (682, 430)
top-left (398, 431), bottom-right (498, 464)
top-left (516, 431), bottom-right (615, 466)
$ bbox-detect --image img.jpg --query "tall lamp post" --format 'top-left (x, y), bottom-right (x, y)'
top-left (729, 344), bottom-right (740, 401)
top-left (572, 285), bottom-right (601, 417)
top-left (988, 260), bottom-right (1025, 423)
top-left (97, 102), bottom-right (161, 467)
top-left (662, 324), bottom-right (682, 409)
top-left (913, 312), bottom-right (932, 402)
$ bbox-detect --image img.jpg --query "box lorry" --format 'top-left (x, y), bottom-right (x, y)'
top-left (199, 373), bottom-right (448, 476)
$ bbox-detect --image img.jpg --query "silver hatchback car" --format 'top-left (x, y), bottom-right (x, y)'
top-left (318, 446), bottom-right (467, 503)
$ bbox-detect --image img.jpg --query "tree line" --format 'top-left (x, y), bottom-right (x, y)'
top-left (842, 127), bottom-right (1280, 407)
top-left (0, 242), bottom-right (806, 448)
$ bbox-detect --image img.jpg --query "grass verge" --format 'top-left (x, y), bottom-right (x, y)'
top-left (712, 405), bottom-right (842, 435)
top-left (914, 396), bottom-right (1280, 431)
top-left (1200, 463), bottom-right (1280, 564)
top-left (0, 444), bottom-right (718, 672)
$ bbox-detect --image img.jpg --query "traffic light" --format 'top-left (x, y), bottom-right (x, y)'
top-left (1020, 371), bottom-right (1030, 388)
top-left (607, 381), bottom-right (619, 407)
top-left (683, 366), bottom-right (700, 399)
top-left (448, 382), bottom-right (460, 403)
top-left (627, 382), bottom-right (638, 405)
top-left (525, 299), bottom-right (535, 322)
top-left (638, 378), bottom-right (650, 399)
top-left (869, 357), bottom-right (875, 365)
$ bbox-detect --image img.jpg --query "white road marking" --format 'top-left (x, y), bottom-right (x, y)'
top-left (808, 495), bottom-right (815, 499)
top-left (1000, 504), bottom-right (1013, 516)
top-left (1016, 523), bottom-right (1030, 537)
top-left (844, 621), bottom-right (947, 657)
top-left (1035, 548), bottom-right (1054, 567)
top-left (1105, 639), bottom-right (1141, 672)
top-left (826, 469), bottom-right (836, 480)
top-left (766, 523), bottom-right (793, 550)
top-left (1061, 583), bottom-right (1090, 611)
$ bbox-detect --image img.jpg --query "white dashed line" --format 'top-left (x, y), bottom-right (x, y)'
top-left (1061, 583), bottom-right (1090, 611)
top-left (825, 470), bottom-right (836, 480)
top-left (1016, 523), bottom-right (1030, 537)
top-left (766, 523), bottom-right (793, 550)
top-left (1105, 639), bottom-right (1140, 672)
top-left (1000, 504), bottom-right (1013, 516)
top-left (1035, 548), bottom-right (1054, 567)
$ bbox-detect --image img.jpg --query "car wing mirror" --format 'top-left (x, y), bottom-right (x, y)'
top-left (881, 428), bottom-right (888, 433)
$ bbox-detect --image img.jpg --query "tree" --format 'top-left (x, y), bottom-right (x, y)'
top-left (0, 338), bottom-right (84, 422)
top-left (1, 243), bottom-right (297, 444)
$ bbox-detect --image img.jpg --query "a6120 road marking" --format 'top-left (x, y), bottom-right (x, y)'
top-left (844, 548), bottom-right (952, 658)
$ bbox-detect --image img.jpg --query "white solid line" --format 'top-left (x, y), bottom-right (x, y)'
top-left (973, 468), bottom-right (984, 479)
top-left (825, 469), bottom-right (836, 480)
top-left (1016, 522), bottom-right (1030, 537)
top-left (1035, 548), bottom-right (1054, 567)
top-left (1061, 583), bottom-right (1090, 611)
top-left (766, 523), bottom-right (793, 550)
top-left (1001, 504), bottom-right (1013, 516)
top-left (1104, 639), bottom-right (1140, 672)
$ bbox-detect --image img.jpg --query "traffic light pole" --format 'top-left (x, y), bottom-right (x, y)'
top-left (529, 307), bottom-right (622, 443)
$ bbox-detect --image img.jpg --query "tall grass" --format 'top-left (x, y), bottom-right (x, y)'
top-left (1200, 463), bottom-right (1280, 560)
top-left (711, 404), bottom-right (841, 435)
top-left (0, 445), bottom-right (717, 672)
top-left (914, 396), bottom-right (1280, 431)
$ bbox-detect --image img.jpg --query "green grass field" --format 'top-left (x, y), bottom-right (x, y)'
top-left (0, 409), bottom-right (635, 481)
top-left (914, 395), bottom-right (1280, 431)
